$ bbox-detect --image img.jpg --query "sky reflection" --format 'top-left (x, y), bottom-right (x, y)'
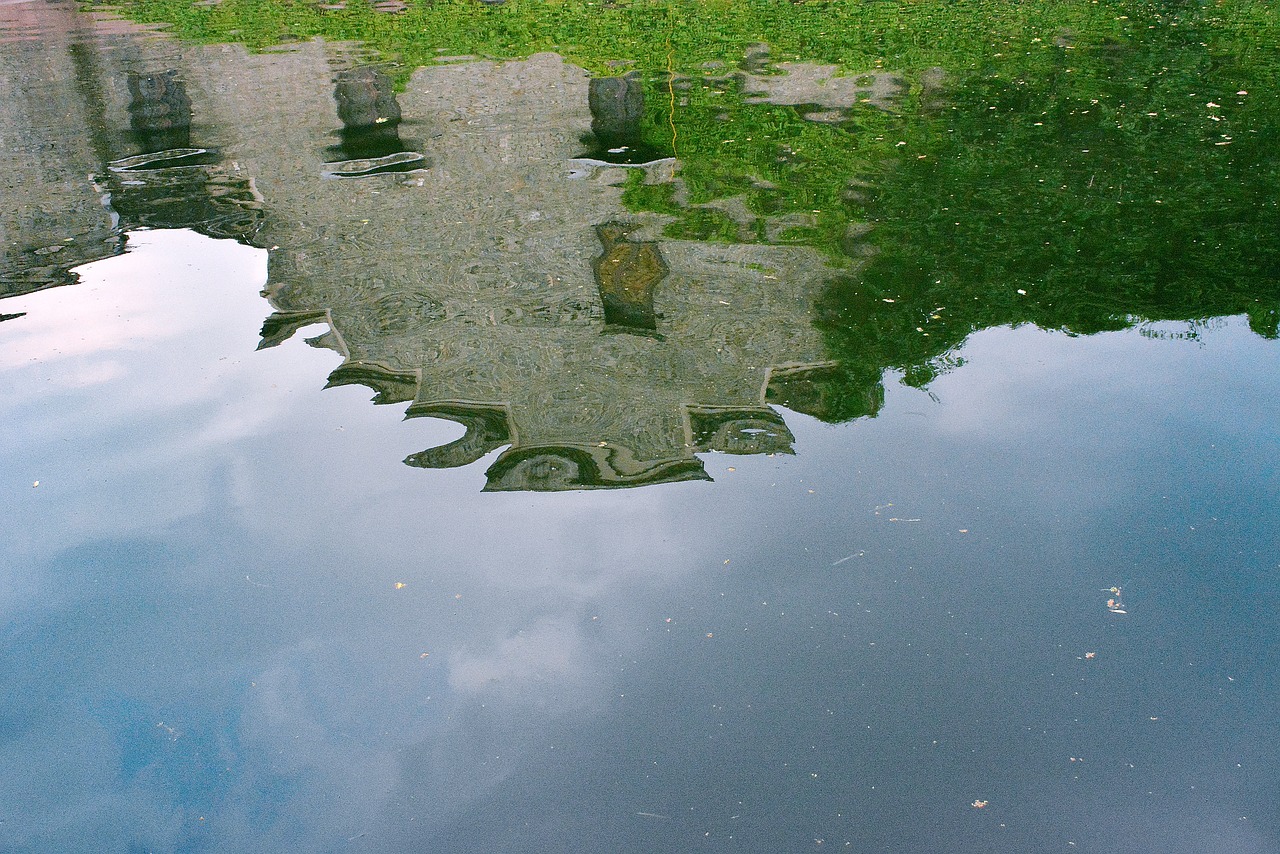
top-left (2, 230), bottom-right (1278, 852)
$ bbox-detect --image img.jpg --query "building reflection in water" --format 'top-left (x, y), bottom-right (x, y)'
top-left (324, 66), bottom-right (427, 177)
top-left (1, 9), bottom-right (859, 490)
top-left (578, 73), bottom-right (670, 166)
top-left (223, 47), bottom-right (856, 491)
top-left (109, 68), bottom-right (263, 241)
top-left (0, 1), bottom-right (263, 299)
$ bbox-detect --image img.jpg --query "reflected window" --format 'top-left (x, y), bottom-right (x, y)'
top-left (688, 406), bottom-right (796, 456)
top-left (593, 223), bottom-right (665, 332)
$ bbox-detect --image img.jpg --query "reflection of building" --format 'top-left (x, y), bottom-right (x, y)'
top-left (0, 1), bottom-right (262, 301)
top-left (236, 51), bottom-right (842, 489)
top-left (0, 1), bottom-right (120, 298)
top-left (1, 8), bottom-right (846, 489)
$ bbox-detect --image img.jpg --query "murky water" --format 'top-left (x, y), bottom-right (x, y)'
top-left (2, 2), bottom-right (1278, 852)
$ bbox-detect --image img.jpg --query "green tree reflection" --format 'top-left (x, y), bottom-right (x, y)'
top-left (815, 7), bottom-right (1280, 420)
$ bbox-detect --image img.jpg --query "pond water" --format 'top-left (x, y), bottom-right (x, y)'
top-left (2, 2), bottom-right (1279, 852)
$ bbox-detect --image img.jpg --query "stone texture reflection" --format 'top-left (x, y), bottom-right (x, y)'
top-left (0, 1), bottom-right (262, 297)
top-left (0, 1), bottom-right (122, 296)
top-left (240, 49), bottom-right (840, 490)
top-left (579, 73), bottom-right (668, 165)
top-left (325, 66), bottom-right (426, 176)
top-left (0, 8), bottom-right (845, 490)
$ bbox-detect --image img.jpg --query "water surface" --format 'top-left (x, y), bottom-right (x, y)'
top-left (2, 2), bottom-right (1278, 852)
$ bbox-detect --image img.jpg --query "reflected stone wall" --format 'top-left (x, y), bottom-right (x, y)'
top-left (0, 1), bottom-right (119, 296)
top-left (222, 50), bottom-right (839, 488)
top-left (0, 2), bottom-right (262, 296)
top-left (0, 14), bottom-right (842, 489)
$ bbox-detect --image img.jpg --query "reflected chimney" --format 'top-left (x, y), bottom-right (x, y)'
top-left (127, 71), bottom-right (191, 153)
top-left (331, 66), bottom-right (407, 162)
top-left (581, 74), bottom-right (667, 165)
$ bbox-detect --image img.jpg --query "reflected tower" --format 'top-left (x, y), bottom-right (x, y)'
top-left (126, 69), bottom-right (192, 153)
top-left (325, 66), bottom-right (426, 176)
top-left (580, 73), bottom-right (668, 165)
